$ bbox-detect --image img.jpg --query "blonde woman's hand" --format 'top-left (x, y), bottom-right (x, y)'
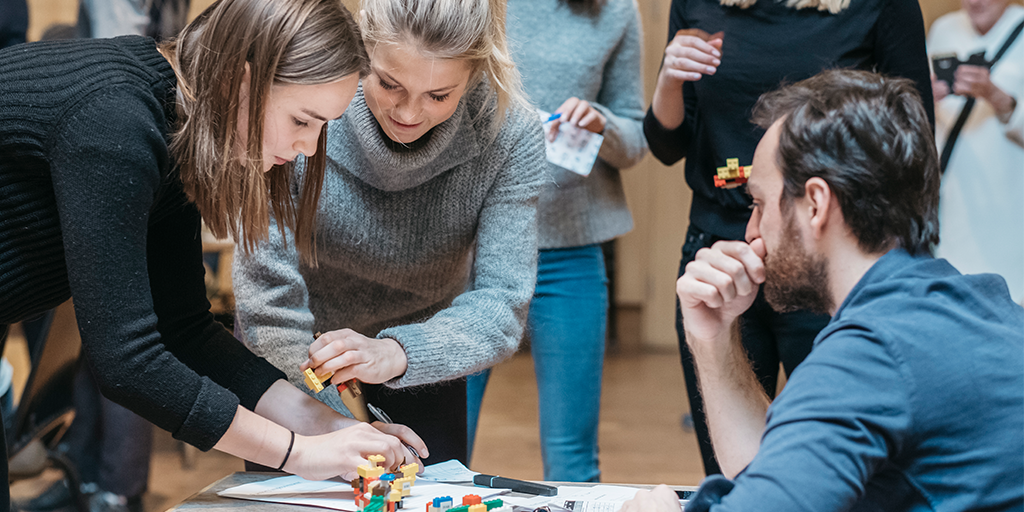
top-left (302, 329), bottom-right (408, 384)
top-left (547, 97), bottom-right (607, 141)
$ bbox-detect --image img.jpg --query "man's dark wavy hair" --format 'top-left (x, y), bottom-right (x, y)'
top-left (751, 69), bottom-right (940, 256)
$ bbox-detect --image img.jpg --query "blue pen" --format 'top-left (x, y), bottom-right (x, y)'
top-left (544, 112), bottom-right (561, 123)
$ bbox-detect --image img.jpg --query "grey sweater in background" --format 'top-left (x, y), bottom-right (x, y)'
top-left (232, 82), bottom-right (546, 413)
top-left (508, 0), bottom-right (648, 249)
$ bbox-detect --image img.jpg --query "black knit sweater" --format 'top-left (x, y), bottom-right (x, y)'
top-left (0, 36), bottom-right (285, 450)
top-left (644, 0), bottom-right (935, 241)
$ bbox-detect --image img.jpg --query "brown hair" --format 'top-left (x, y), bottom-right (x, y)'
top-left (751, 69), bottom-right (940, 256)
top-left (160, 0), bottom-right (368, 262)
top-left (359, 0), bottom-right (527, 134)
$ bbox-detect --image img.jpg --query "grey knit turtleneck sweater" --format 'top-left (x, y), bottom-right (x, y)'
top-left (507, 0), bottom-right (648, 248)
top-left (233, 81), bottom-right (546, 413)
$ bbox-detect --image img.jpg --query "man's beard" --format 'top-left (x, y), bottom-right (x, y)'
top-left (763, 212), bottom-right (834, 315)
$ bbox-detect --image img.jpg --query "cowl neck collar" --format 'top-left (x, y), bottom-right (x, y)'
top-left (326, 83), bottom-right (487, 191)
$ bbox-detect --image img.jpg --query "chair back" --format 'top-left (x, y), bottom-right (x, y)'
top-left (6, 300), bottom-right (81, 458)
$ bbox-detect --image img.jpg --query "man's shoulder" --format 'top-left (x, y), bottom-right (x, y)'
top-left (815, 253), bottom-right (1023, 388)
top-left (822, 251), bottom-right (1021, 350)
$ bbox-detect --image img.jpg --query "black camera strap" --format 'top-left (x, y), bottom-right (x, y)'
top-left (939, 18), bottom-right (1024, 174)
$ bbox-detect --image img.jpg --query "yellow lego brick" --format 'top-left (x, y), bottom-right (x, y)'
top-left (394, 476), bottom-right (414, 496)
top-left (388, 488), bottom-right (402, 502)
top-left (302, 368), bottom-right (324, 393)
top-left (468, 505), bottom-right (487, 512)
top-left (358, 464), bottom-right (385, 480)
top-left (368, 454), bottom-right (386, 467)
top-left (725, 158), bottom-right (739, 170)
top-left (399, 463), bottom-right (418, 478)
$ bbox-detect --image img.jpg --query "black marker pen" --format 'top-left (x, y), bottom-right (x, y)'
top-left (473, 474), bottom-right (557, 496)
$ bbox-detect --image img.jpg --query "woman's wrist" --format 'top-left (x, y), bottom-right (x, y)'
top-left (988, 89), bottom-right (1017, 123)
top-left (384, 337), bottom-right (409, 381)
top-left (652, 74), bottom-right (685, 130)
top-left (277, 430), bottom-right (296, 471)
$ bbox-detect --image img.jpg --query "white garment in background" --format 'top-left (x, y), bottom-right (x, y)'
top-left (929, 5), bottom-right (1024, 303)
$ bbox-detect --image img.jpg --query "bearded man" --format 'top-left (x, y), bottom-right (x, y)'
top-left (623, 69), bottom-right (1024, 512)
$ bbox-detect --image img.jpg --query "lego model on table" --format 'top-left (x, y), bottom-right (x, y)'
top-left (713, 158), bottom-right (753, 189)
top-left (352, 454), bottom-right (418, 511)
top-left (425, 494), bottom-right (512, 512)
top-left (351, 456), bottom-right (512, 512)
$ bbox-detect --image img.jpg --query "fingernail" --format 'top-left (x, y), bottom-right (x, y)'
top-left (712, 58), bottom-right (720, 65)
top-left (712, 49), bottom-right (721, 57)
top-left (707, 66), bottom-right (716, 74)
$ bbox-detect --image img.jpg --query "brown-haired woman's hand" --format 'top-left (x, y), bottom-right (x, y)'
top-left (302, 329), bottom-right (408, 385)
top-left (371, 421), bottom-right (429, 472)
top-left (284, 423), bottom-right (408, 481)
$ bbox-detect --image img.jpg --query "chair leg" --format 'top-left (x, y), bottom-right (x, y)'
top-left (45, 450), bottom-right (87, 512)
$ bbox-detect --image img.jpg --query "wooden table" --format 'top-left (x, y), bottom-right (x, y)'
top-left (169, 472), bottom-right (699, 512)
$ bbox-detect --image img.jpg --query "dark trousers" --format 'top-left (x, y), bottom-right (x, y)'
top-left (247, 378), bottom-right (468, 472)
top-left (676, 224), bottom-right (830, 475)
top-left (63, 361), bottom-right (153, 498)
top-left (364, 379), bottom-right (468, 466)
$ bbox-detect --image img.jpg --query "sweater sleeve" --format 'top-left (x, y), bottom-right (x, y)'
top-left (686, 327), bottom-right (914, 512)
top-left (232, 215), bottom-right (333, 405)
top-left (47, 85), bottom-right (283, 451)
top-left (591, 0), bottom-right (648, 170)
top-left (643, 0), bottom-right (699, 166)
top-left (378, 109), bottom-right (547, 388)
top-left (874, 0), bottom-right (936, 128)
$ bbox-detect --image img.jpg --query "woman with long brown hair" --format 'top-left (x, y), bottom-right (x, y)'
top-left (0, 0), bottom-right (424, 497)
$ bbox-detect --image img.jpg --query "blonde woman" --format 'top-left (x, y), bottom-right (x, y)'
top-left (0, 0), bottom-right (426, 493)
top-left (234, 0), bottom-right (548, 464)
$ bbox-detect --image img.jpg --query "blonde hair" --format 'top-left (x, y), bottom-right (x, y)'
top-left (160, 0), bottom-right (368, 262)
top-left (359, 0), bottom-right (528, 132)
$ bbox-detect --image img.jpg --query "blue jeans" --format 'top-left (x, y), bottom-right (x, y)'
top-left (468, 244), bottom-right (607, 482)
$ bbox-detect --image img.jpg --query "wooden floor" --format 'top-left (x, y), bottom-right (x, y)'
top-left (7, 327), bottom-right (705, 511)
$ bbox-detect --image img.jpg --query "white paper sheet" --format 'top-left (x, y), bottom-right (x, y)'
top-left (418, 459), bottom-right (479, 483)
top-left (497, 484), bottom-right (687, 512)
top-left (538, 109), bottom-right (604, 177)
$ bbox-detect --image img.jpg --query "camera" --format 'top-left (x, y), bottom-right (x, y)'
top-left (932, 51), bottom-right (989, 90)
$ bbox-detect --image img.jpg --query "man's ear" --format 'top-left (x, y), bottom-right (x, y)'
top-left (804, 177), bottom-right (834, 239)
